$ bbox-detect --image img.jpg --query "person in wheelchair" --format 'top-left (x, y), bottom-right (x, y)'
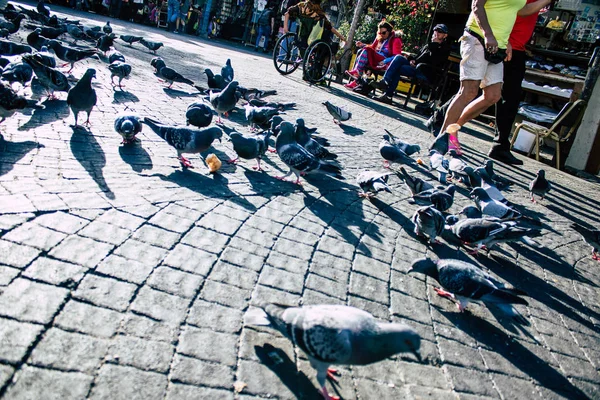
top-left (376, 24), bottom-right (450, 104)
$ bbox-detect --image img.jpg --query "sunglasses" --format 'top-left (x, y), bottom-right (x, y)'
top-left (379, 30), bottom-right (389, 35)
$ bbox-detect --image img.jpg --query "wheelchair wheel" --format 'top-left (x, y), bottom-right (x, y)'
top-left (302, 41), bottom-right (333, 83)
top-left (273, 33), bottom-right (301, 75)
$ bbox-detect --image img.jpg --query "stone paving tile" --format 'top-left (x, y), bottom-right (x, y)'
top-left (89, 364), bottom-right (167, 400)
top-left (170, 354), bottom-right (233, 389)
top-left (0, 278), bottom-right (68, 324)
top-left (180, 226), bottom-right (230, 254)
top-left (113, 238), bottom-right (168, 266)
top-left (22, 257), bottom-right (85, 287)
top-left (130, 286), bottom-right (189, 326)
top-left (0, 318), bottom-right (44, 364)
top-left (28, 328), bottom-right (108, 373)
top-left (148, 210), bottom-right (195, 233)
top-left (132, 224), bottom-right (181, 249)
top-left (257, 266), bottom-right (304, 295)
top-left (4, 365), bottom-right (93, 400)
top-left (0, 194), bottom-right (35, 213)
top-left (95, 254), bottom-right (154, 284)
top-left (165, 383), bottom-right (234, 400)
top-left (78, 220), bottom-right (132, 245)
top-left (97, 209), bottom-right (146, 231)
top-left (74, 274), bottom-right (138, 311)
top-left (0, 213), bottom-right (34, 231)
top-left (349, 272), bottom-right (390, 305)
top-left (0, 239), bottom-right (40, 269)
top-left (200, 280), bottom-right (252, 309)
top-left (219, 247), bottom-right (266, 272)
top-left (0, 364), bottom-right (14, 389)
top-left (107, 334), bottom-right (174, 373)
top-left (305, 273), bottom-right (347, 300)
top-left (162, 243), bottom-right (218, 276)
top-left (208, 261), bottom-right (258, 290)
top-left (0, 265), bottom-right (19, 286)
top-left (119, 313), bottom-right (178, 344)
top-left (177, 326), bottom-right (238, 366)
top-left (353, 253), bottom-right (391, 281)
top-left (265, 251), bottom-right (310, 275)
top-left (187, 300), bottom-right (243, 333)
top-left (444, 366), bottom-right (500, 398)
top-left (251, 285), bottom-right (301, 308)
top-left (48, 235), bottom-right (114, 269)
top-left (54, 300), bottom-right (124, 338)
top-left (147, 266), bottom-right (204, 298)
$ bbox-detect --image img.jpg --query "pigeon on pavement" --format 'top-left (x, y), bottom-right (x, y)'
top-left (379, 134), bottom-right (413, 168)
top-left (1, 62), bottom-right (33, 86)
top-left (484, 159), bottom-right (512, 188)
top-left (474, 166), bottom-right (509, 204)
top-left (429, 131), bottom-right (448, 155)
top-left (186, 102), bottom-right (213, 128)
top-left (383, 129), bottom-right (420, 156)
top-left (459, 205), bottom-right (483, 219)
top-left (275, 121), bottom-right (343, 184)
top-left (412, 185), bottom-right (455, 212)
top-left (323, 100), bottom-right (351, 124)
top-left (447, 149), bottom-right (469, 183)
top-left (120, 34), bottom-right (143, 46)
top-left (0, 81), bottom-right (32, 123)
top-left (529, 169), bottom-right (551, 203)
top-left (412, 205), bottom-right (445, 243)
top-left (410, 257), bottom-right (529, 324)
top-left (139, 39), bottom-right (163, 54)
top-left (159, 65), bottom-right (194, 88)
top-left (114, 114), bottom-right (142, 144)
top-left (34, 45), bottom-right (56, 68)
top-left (0, 39), bottom-right (32, 56)
top-left (143, 117), bottom-right (223, 168)
top-left (399, 166), bottom-right (434, 196)
top-left (66, 68), bottom-right (97, 127)
top-left (37, 1), bottom-right (51, 17)
top-left (227, 129), bottom-right (271, 171)
top-left (26, 28), bottom-right (50, 50)
top-left (22, 53), bottom-right (69, 99)
top-left (204, 68), bottom-right (225, 89)
top-left (470, 187), bottom-right (520, 219)
top-left (150, 56), bottom-right (165, 73)
top-left (108, 50), bottom-right (125, 64)
top-left (209, 80), bottom-right (239, 123)
top-left (96, 33), bottom-right (115, 53)
top-left (0, 13), bottom-right (25, 35)
top-left (244, 303), bottom-right (421, 400)
top-left (356, 170), bottom-right (393, 198)
top-left (244, 104), bottom-right (280, 130)
top-left (571, 223), bottom-right (600, 261)
top-left (294, 118), bottom-right (337, 161)
top-left (66, 24), bottom-right (86, 44)
top-left (103, 21), bottom-right (112, 34)
top-left (249, 97), bottom-right (296, 111)
top-left (47, 40), bottom-right (98, 73)
top-left (108, 61), bottom-right (131, 89)
top-left (221, 58), bottom-right (234, 83)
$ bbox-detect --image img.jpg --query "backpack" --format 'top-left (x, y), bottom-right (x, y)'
top-left (257, 9), bottom-right (271, 26)
top-left (426, 94), bottom-right (455, 136)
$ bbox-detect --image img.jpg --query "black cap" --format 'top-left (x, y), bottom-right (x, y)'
top-left (433, 24), bottom-right (448, 33)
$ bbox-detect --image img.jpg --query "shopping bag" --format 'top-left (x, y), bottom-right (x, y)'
top-left (307, 19), bottom-right (324, 45)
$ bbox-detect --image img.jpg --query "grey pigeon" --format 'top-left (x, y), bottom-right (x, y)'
top-left (36, 26), bottom-right (64, 40)
top-left (227, 129), bottom-right (271, 171)
top-left (249, 97), bottom-right (296, 111)
top-left (412, 184), bottom-right (455, 212)
top-left (237, 86), bottom-right (277, 101)
top-left (0, 81), bottom-right (31, 123)
top-left (84, 26), bottom-right (104, 40)
top-left (67, 68), bottom-right (97, 127)
top-left (221, 58), bottom-right (233, 83)
top-left (269, 115), bottom-right (283, 136)
top-left (66, 24), bottom-right (85, 44)
top-left (459, 205), bottom-right (482, 219)
top-left (209, 80), bottom-right (239, 123)
top-left (474, 166), bottom-right (509, 204)
top-left (447, 149), bottom-right (470, 183)
top-left (22, 53), bottom-right (69, 99)
top-left (275, 121), bottom-right (343, 184)
top-left (571, 223), bottom-right (600, 261)
top-left (412, 205), bottom-right (445, 243)
top-left (410, 257), bottom-right (529, 324)
top-left (323, 100), bottom-right (351, 124)
top-left (186, 102), bottom-right (213, 128)
top-left (108, 50), bottom-right (125, 64)
top-left (204, 68), bottom-right (225, 89)
top-left (120, 35), bottom-right (143, 46)
top-left (399, 166), bottom-right (434, 196)
top-left (529, 169), bottom-right (551, 203)
top-left (379, 134), bottom-right (412, 168)
top-left (463, 166), bottom-right (481, 188)
top-left (294, 118), bottom-right (337, 161)
top-left (244, 104), bottom-right (280, 130)
top-left (150, 57), bottom-right (165, 73)
top-left (356, 170), bottom-right (392, 198)
top-left (108, 62), bottom-right (131, 89)
top-left (139, 39), bottom-right (163, 54)
top-left (143, 117), bottom-right (223, 168)
top-left (1, 62), bottom-right (33, 86)
top-left (96, 33), bottom-right (115, 53)
top-left (294, 118), bottom-right (325, 144)
top-left (47, 40), bottom-right (98, 73)
top-left (103, 21), bottom-right (112, 34)
top-left (484, 159), bottom-right (512, 188)
top-left (383, 129), bottom-right (420, 156)
top-left (470, 187), bottom-right (520, 219)
top-left (0, 39), bottom-right (32, 56)
top-left (159, 66), bottom-right (194, 88)
top-left (37, 1), bottom-right (50, 17)
top-left (429, 131), bottom-right (448, 155)
top-left (0, 13), bottom-right (24, 35)
top-left (245, 303), bottom-right (421, 400)
top-left (0, 28), bottom-right (8, 39)
top-left (429, 150), bottom-right (449, 183)
top-left (35, 46), bottom-right (56, 68)
top-left (114, 114), bottom-right (142, 144)
top-left (27, 28), bottom-right (50, 50)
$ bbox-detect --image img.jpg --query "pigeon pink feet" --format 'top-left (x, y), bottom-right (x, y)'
top-left (227, 158), bottom-right (238, 164)
top-left (320, 387), bottom-right (339, 400)
top-left (178, 156), bottom-right (193, 168)
top-left (327, 368), bottom-right (339, 382)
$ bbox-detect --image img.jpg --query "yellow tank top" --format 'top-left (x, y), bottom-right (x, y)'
top-left (466, 0), bottom-right (526, 49)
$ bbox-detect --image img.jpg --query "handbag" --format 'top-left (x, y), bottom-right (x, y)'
top-left (465, 29), bottom-right (506, 64)
top-left (307, 19), bottom-right (324, 45)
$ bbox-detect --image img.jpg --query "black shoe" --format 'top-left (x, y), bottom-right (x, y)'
top-left (376, 80), bottom-right (388, 92)
top-left (488, 148), bottom-right (523, 165)
top-left (375, 94), bottom-right (393, 104)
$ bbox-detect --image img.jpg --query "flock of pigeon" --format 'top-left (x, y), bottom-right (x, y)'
top-left (1, 4), bottom-right (600, 399)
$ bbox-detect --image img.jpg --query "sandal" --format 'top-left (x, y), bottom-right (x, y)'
top-left (345, 70), bottom-right (359, 79)
top-left (448, 135), bottom-right (463, 156)
top-left (344, 81), bottom-right (358, 90)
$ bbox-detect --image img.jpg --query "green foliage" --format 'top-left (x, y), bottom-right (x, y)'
top-left (338, 13), bottom-right (381, 45)
top-left (375, 0), bottom-right (436, 53)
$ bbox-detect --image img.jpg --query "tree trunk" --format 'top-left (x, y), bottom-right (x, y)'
top-left (340, 0), bottom-right (367, 76)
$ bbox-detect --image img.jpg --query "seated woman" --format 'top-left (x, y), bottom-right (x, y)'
top-left (345, 21), bottom-right (403, 90)
top-left (376, 24), bottom-right (450, 104)
top-left (283, 0), bottom-right (346, 52)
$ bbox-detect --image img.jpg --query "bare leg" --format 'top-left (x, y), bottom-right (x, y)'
top-left (456, 83), bottom-right (502, 127)
top-left (440, 80), bottom-right (480, 134)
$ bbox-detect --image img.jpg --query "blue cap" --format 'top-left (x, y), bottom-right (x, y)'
top-left (433, 24), bottom-right (448, 34)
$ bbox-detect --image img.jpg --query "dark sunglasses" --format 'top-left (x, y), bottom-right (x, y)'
top-left (379, 30), bottom-right (389, 35)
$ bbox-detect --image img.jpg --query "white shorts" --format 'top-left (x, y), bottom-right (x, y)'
top-left (459, 33), bottom-right (504, 88)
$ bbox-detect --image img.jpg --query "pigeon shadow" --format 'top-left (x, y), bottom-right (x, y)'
top-left (113, 89), bottom-right (140, 105)
top-left (254, 344), bottom-right (322, 400)
top-left (339, 124), bottom-right (365, 136)
top-left (440, 310), bottom-right (591, 400)
top-left (118, 142), bottom-right (153, 173)
top-left (370, 197), bottom-right (420, 241)
top-left (0, 139), bottom-right (42, 177)
top-left (243, 169), bottom-right (295, 197)
top-left (162, 87), bottom-right (201, 98)
top-left (18, 99), bottom-right (70, 131)
top-left (70, 126), bottom-right (115, 199)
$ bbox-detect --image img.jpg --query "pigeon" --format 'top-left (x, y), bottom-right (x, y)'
top-left (383, 129), bottom-right (420, 156)
top-left (108, 50), bottom-right (125, 64)
top-left (108, 62), bottom-right (131, 89)
top-left (470, 187), bottom-right (520, 219)
top-left (37, 0), bottom-right (50, 17)
top-left (0, 13), bottom-right (25, 35)
top-left (447, 149), bottom-right (470, 183)
top-left (459, 205), bottom-right (483, 219)
top-left (529, 169), bottom-right (551, 203)
top-left (356, 170), bottom-right (392, 198)
top-left (120, 35), bottom-right (143, 46)
top-left (204, 68), bottom-right (225, 89)
top-left (209, 80), bottom-right (239, 123)
top-left (186, 102), bottom-right (213, 128)
top-left (237, 87), bottom-right (277, 101)
top-left (159, 66), bottom-right (194, 88)
top-left (139, 39), bottom-right (163, 54)
top-left (323, 100), bottom-right (351, 124)
top-left (474, 166), bottom-right (509, 204)
top-left (22, 53), bottom-right (69, 99)
top-left (244, 303), bottom-right (421, 400)
top-left (221, 58), bottom-right (234, 83)
top-left (399, 166), bottom-right (434, 196)
top-left (66, 68), bottom-right (97, 127)
top-left (249, 97), bottom-right (296, 111)
top-left (150, 57), bottom-right (165, 73)
top-left (244, 104), bottom-right (280, 130)
top-left (571, 223), bottom-right (600, 261)
top-left (227, 129), bottom-right (271, 171)
top-left (409, 257), bottom-right (529, 324)
top-left (36, 26), bottom-right (65, 40)
top-left (0, 81), bottom-right (30, 123)
top-left (429, 131), bottom-right (448, 155)
top-left (269, 115), bottom-right (284, 136)
top-left (66, 24), bottom-right (86, 44)
top-left (103, 21), bottom-right (112, 34)
top-left (429, 150), bottom-right (449, 183)
top-left (96, 33), bottom-right (115, 53)
top-left (0, 39), bottom-right (32, 56)
top-left (47, 40), bottom-right (98, 73)
top-left (412, 205), bottom-right (445, 243)
top-left (463, 166), bottom-right (481, 189)
top-left (275, 121), bottom-right (344, 184)
top-left (26, 28), bottom-right (50, 50)
top-left (114, 114), bottom-right (142, 144)
top-left (412, 185), bottom-right (455, 212)
top-left (484, 159), bottom-right (512, 188)
top-left (0, 57), bottom-right (8, 69)
top-left (294, 118), bottom-right (337, 161)
top-left (379, 134), bottom-right (413, 168)
top-left (0, 28), bottom-right (8, 39)
top-left (84, 26), bottom-right (104, 40)
top-left (143, 117), bottom-right (223, 168)
top-left (1, 62), bottom-right (33, 86)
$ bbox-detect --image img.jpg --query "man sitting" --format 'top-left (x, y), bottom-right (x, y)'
top-left (376, 24), bottom-right (451, 104)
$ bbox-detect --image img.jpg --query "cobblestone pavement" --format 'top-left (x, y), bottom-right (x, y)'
top-left (1, 3), bottom-right (600, 399)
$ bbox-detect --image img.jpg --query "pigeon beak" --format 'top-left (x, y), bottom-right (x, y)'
top-left (412, 348), bottom-right (422, 363)
top-left (407, 267), bottom-right (414, 274)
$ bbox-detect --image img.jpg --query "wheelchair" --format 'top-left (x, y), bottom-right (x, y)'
top-left (272, 31), bottom-right (334, 83)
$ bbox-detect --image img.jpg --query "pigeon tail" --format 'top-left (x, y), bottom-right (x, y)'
top-left (142, 117), bottom-right (166, 139)
top-left (244, 307), bottom-right (271, 326)
top-left (488, 289), bottom-right (529, 306)
top-left (318, 161), bottom-right (344, 180)
top-left (496, 303), bottom-right (530, 325)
